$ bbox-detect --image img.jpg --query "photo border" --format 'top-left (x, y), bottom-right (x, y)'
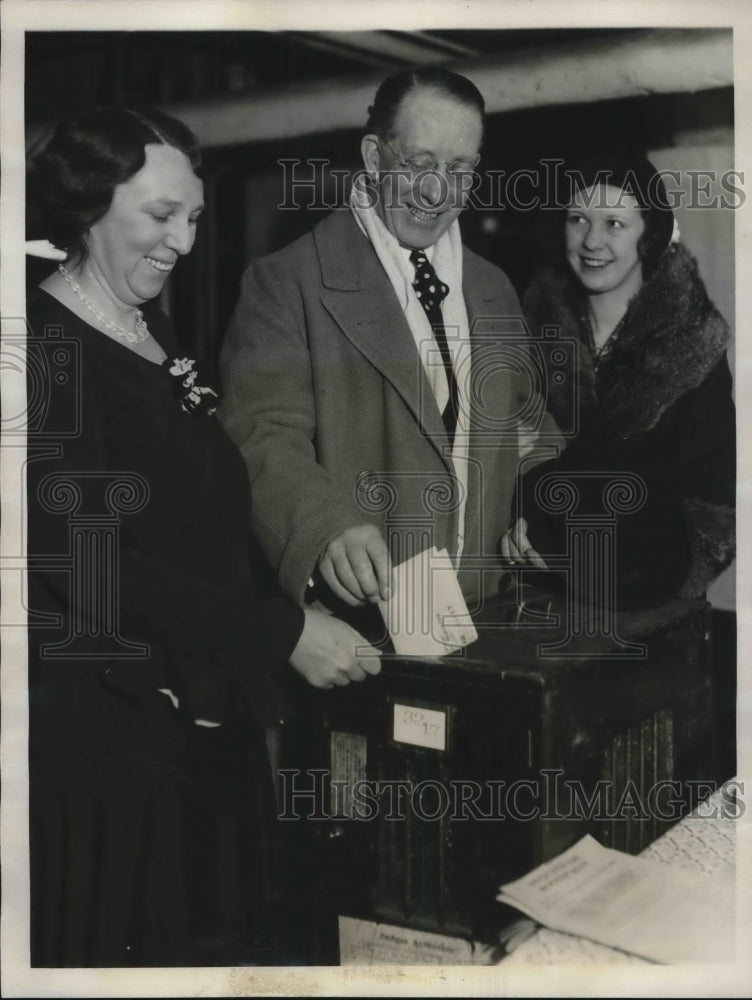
top-left (2, 1), bottom-right (750, 996)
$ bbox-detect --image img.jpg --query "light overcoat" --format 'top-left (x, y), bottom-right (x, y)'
top-left (220, 209), bottom-right (557, 605)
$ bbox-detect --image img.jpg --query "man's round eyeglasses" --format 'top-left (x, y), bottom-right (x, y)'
top-left (379, 137), bottom-right (480, 181)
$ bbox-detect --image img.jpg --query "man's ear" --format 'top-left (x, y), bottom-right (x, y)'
top-left (360, 134), bottom-right (381, 178)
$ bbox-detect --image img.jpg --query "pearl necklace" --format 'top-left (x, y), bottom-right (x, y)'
top-left (58, 264), bottom-right (149, 344)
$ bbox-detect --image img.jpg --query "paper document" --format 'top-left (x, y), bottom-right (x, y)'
top-left (378, 546), bottom-right (478, 656)
top-left (338, 915), bottom-right (493, 965)
top-left (497, 834), bottom-right (734, 964)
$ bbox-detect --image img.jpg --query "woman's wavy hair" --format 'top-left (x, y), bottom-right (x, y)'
top-left (28, 106), bottom-right (202, 263)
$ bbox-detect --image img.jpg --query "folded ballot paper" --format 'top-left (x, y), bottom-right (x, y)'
top-left (497, 834), bottom-right (735, 964)
top-left (378, 546), bottom-right (478, 657)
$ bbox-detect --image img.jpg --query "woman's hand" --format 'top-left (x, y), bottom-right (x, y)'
top-left (289, 608), bottom-right (382, 689)
top-left (500, 517), bottom-right (548, 569)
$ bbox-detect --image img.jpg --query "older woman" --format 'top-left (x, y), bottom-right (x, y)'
top-left (26, 107), bottom-right (380, 967)
top-left (504, 153), bottom-right (735, 611)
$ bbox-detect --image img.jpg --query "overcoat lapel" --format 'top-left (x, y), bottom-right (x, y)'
top-left (315, 212), bottom-right (453, 468)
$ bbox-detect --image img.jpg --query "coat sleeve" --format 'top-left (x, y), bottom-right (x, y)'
top-left (674, 355), bottom-right (736, 597)
top-left (219, 256), bottom-right (368, 604)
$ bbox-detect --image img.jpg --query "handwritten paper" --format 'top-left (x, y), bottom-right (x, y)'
top-left (497, 834), bottom-right (735, 964)
top-left (378, 546), bottom-right (478, 657)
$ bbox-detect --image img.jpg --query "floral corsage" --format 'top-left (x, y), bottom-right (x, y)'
top-left (163, 357), bottom-right (221, 417)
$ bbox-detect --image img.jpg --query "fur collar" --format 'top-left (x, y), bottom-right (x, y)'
top-left (523, 244), bottom-right (731, 438)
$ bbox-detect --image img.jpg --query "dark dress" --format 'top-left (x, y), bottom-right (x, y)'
top-left (518, 243), bottom-right (735, 610)
top-left (26, 289), bottom-right (304, 967)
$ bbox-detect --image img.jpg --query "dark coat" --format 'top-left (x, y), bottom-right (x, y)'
top-left (26, 290), bottom-right (304, 966)
top-left (519, 243), bottom-right (735, 609)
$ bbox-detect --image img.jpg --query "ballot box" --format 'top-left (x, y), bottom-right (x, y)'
top-left (277, 592), bottom-right (715, 957)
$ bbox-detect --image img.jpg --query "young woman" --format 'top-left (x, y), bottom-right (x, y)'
top-left (503, 153), bottom-right (735, 611)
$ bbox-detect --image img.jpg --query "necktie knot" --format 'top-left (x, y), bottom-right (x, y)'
top-left (409, 249), bottom-right (449, 312)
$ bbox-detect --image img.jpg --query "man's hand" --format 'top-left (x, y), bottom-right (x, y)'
top-left (289, 608), bottom-right (382, 689)
top-left (500, 517), bottom-right (548, 569)
top-left (318, 524), bottom-right (393, 606)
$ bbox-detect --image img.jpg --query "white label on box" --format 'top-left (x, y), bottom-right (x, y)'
top-left (393, 703), bottom-right (447, 751)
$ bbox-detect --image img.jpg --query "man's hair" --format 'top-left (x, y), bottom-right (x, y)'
top-left (366, 67), bottom-right (485, 139)
top-left (28, 106), bottom-right (202, 264)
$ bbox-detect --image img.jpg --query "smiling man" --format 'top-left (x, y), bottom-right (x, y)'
top-left (220, 68), bottom-right (546, 620)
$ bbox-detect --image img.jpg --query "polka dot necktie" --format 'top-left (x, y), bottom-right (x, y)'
top-left (409, 248), bottom-right (459, 443)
